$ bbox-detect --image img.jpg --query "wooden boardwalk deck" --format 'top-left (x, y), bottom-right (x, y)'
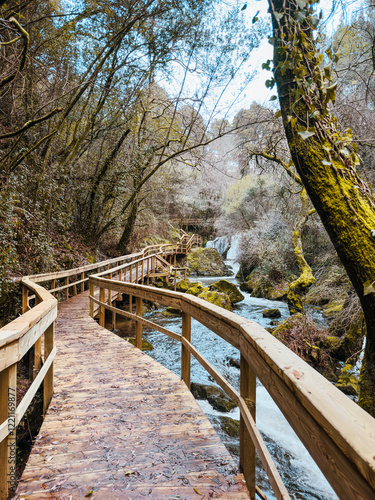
top-left (15, 293), bottom-right (249, 499)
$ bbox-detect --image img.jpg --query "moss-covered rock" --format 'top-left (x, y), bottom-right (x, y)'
top-left (263, 308), bottom-right (281, 318)
top-left (198, 290), bottom-right (231, 310)
top-left (240, 281), bottom-right (253, 293)
top-left (191, 382), bottom-right (237, 412)
top-left (162, 307), bottom-right (183, 317)
top-left (209, 280), bottom-right (244, 304)
top-left (268, 282), bottom-right (289, 301)
top-left (125, 337), bottom-right (154, 351)
top-left (217, 416), bottom-right (240, 438)
top-left (176, 279), bottom-right (189, 292)
top-left (186, 282), bottom-right (206, 296)
top-left (187, 247), bottom-right (232, 276)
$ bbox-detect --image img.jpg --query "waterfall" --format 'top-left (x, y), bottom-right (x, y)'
top-left (206, 233), bottom-right (242, 261)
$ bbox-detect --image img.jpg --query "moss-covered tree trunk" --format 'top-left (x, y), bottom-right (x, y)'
top-left (287, 188), bottom-right (315, 314)
top-left (268, 0), bottom-right (375, 415)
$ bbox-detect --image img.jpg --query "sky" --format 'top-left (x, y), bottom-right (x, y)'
top-left (202, 0), bottom-right (368, 121)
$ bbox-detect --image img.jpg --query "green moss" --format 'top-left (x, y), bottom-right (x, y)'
top-left (218, 416), bottom-right (240, 438)
top-left (209, 280), bottom-right (244, 304)
top-left (125, 337), bottom-right (154, 351)
top-left (198, 290), bottom-right (231, 310)
top-left (205, 386), bottom-right (237, 412)
top-left (162, 307), bottom-right (183, 317)
top-left (187, 247), bottom-right (231, 276)
top-left (176, 279), bottom-right (189, 292)
top-left (186, 282), bottom-right (205, 296)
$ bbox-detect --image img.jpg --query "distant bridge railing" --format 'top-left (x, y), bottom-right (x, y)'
top-left (0, 233), bottom-right (200, 499)
top-left (88, 273), bottom-right (375, 500)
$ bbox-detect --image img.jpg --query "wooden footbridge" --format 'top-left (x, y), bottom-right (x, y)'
top-left (1, 234), bottom-right (375, 499)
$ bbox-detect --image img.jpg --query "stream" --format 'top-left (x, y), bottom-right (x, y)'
top-left (114, 236), bottom-right (339, 499)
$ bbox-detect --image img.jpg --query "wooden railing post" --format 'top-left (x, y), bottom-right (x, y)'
top-left (240, 354), bottom-right (256, 499)
top-left (89, 282), bottom-right (94, 317)
top-left (65, 277), bottom-right (69, 300)
top-left (0, 363), bottom-right (17, 500)
top-left (22, 284), bottom-right (28, 313)
top-left (32, 295), bottom-right (42, 379)
top-left (81, 272), bottom-right (85, 293)
top-left (51, 279), bottom-right (56, 296)
top-left (99, 287), bottom-right (105, 327)
top-left (108, 273), bottom-right (112, 305)
top-left (181, 312), bottom-right (191, 389)
top-left (43, 323), bottom-right (54, 414)
top-left (129, 263), bottom-right (133, 283)
top-left (135, 297), bottom-right (143, 349)
top-left (174, 269), bottom-right (177, 291)
top-left (136, 261), bottom-right (139, 283)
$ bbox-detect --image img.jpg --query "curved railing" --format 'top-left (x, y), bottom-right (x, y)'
top-left (88, 267), bottom-right (375, 500)
top-left (0, 233), bottom-right (200, 499)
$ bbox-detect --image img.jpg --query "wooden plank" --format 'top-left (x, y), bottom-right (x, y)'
top-left (64, 277), bottom-right (69, 300)
top-left (181, 312), bottom-right (191, 389)
top-left (15, 293), bottom-right (249, 500)
top-left (239, 334), bottom-right (375, 500)
top-left (240, 353), bottom-right (256, 499)
top-left (16, 347), bottom-right (56, 426)
top-left (135, 297), bottom-right (143, 349)
top-left (90, 297), bottom-right (182, 342)
top-left (99, 288), bottom-right (105, 327)
top-left (43, 323), bottom-right (54, 414)
top-left (0, 363), bottom-right (17, 500)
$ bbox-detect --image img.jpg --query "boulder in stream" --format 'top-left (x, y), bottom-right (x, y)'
top-left (187, 247), bottom-right (232, 276)
top-left (198, 290), bottom-right (231, 311)
top-left (191, 382), bottom-right (237, 412)
top-left (217, 416), bottom-right (240, 438)
top-left (262, 308), bottom-right (281, 318)
top-left (162, 307), bottom-right (182, 317)
top-left (209, 280), bottom-right (244, 304)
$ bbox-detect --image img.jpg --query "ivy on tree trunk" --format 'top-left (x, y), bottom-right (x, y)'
top-left (268, 0), bottom-right (375, 416)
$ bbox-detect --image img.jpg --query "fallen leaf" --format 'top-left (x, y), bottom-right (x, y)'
top-left (193, 487), bottom-right (202, 495)
top-left (124, 470), bottom-right (136, 476)
top-left (85, 490), bottom-right (93, 497)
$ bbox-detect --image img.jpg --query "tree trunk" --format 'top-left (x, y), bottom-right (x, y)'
top-left (268, 0), bottom-right (375, 415)
top-left (287, 188), bottom-right (315, 314)
top-left (117, 198), bottom-right (139, 255)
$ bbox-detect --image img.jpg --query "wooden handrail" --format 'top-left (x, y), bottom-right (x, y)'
top-left (0, 280), bottom-right (57, 498)
top-left (88, 276), bottom-right (375, 500)
top-left (0, 233), bottom-right (199, 499)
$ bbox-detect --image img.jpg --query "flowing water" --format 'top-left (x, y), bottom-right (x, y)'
top-left (115, 235), bottom-right (339, 499)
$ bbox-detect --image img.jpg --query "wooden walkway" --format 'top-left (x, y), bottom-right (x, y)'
top-left (15, 293), bottom-right (249, 499)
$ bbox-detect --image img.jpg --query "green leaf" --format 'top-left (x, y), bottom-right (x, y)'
top-left (274, 12), bottom-right (283, 21)
top-left (265, 78), bottom-right (275, 89)
top-left (275, 110), bottom-right (282, 119)
top-left (252, 10), bottom-right (260, 24)
top-left (268, 37), bottom-right (276, 46)
top-left (262, 59), bottom-right (272, 71)
top-left (270, 95), bottom-right (277, 101)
